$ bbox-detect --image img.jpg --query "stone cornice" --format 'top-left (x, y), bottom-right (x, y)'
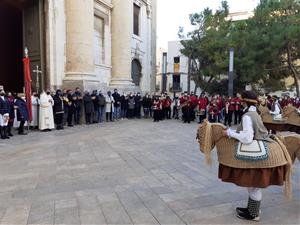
top-left (94, 0), bottom-right (113, 9)
top-left (134, 0), bottom-right (151, 6)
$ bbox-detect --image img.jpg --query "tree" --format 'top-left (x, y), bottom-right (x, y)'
top-left (179, 1), bottom-right (231, 92)
top-left (179, 0), bottom-right (300, 96)
top-left (230, 0), bottom-right (300, 96)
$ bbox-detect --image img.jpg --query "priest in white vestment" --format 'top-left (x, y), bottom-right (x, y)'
top-left (39, 91), bottom-right (55, 131)
top-left (30, 93), bottom-right (39, 128)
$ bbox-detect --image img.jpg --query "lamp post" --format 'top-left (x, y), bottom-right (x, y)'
top-left (162, 52), bottom-right (167, 92)
top-left (228, 47), bottom-right (234, 97)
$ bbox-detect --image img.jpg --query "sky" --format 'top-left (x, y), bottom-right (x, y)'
top-left (157, 0), bottom-right (260, 49)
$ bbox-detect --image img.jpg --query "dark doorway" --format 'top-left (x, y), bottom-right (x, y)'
top-left (0, 0), bottom-right (44, 93)
top-left (0, 2), bottom-right (23, 92)
top-left (131, 59), bottom-right (142, 86)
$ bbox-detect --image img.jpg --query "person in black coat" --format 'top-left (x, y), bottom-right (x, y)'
top-left (142, 94), bottom-right (152, 118)
top-left (91, 90), bottom-right (99, 123)
top-left (0, 90), bottom-right (10, 139)
top-left (134, 93), bottom-right (142, 118)
top-left (67, 91), bottom-right (75, 127)
top-left (53, 89), bottom-right (64, 130)
top-left (112, 89), bottom-right (121, 120)
top-left (83, 91), bottom-right (94, 124)
top-left (120, 93), bottom-right (128, 119)
top-left (14, 94), bottom-right (29, 135)
top-left (6, 92), bottom-right (15, 136)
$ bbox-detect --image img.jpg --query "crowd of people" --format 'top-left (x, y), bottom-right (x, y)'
top-left (0, 86), bottom-right (300, 141)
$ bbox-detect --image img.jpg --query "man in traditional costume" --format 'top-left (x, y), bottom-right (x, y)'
top-left (39, 91), bottom-right (54, 131)
top-left (222, 91), bottom-right (288, 221)
top-left (270, 95), bottom-right (282, 120)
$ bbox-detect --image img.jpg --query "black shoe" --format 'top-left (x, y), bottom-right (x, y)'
top-left (237, 211), bottom-right (260, 221)
top-left (68, 124), bottom-right (73, 127)
top-left (236, 207), bottom-right (248, 214)
top-left (18, 133), bottom-right (28, 135)
top-left (8, 133), bottom-right (13, 137)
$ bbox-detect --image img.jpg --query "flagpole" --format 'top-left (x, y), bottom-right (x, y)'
top-left (23, 47), bottom-right (33, 133)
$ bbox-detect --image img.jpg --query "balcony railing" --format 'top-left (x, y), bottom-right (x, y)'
top-left (169, 84), bottom-right (182, 92)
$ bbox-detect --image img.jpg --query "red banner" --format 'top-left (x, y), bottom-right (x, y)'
top-left (23, 57), bottom-right (32, 122)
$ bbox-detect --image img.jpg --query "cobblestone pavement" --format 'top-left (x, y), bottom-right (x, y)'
top-left (0, 119), bottom-right (299, 225)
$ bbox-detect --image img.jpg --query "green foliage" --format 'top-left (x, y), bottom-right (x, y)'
top-left (179, 0), bottom-right (300, 96)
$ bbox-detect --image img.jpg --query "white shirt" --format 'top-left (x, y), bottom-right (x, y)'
top-left (227, 106), bottom-right (255, 144)
top-left (270, 101), bottom-right (280, 115)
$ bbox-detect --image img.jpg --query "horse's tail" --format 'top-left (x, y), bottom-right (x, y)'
top-left (273, 135), bottom-right (293, 200)
top-left (203, 121), bottom-right (213, 165)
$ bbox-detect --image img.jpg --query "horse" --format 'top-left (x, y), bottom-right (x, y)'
top-left (258, 105), bottom-right (299, 133)
top-left (196, 120), bottom-right (299, 198)
top-left (277, 133), bottom-right (300, 163)
top-left (282, 105), bottom-right (300, 134)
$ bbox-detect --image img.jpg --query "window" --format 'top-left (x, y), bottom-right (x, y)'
top-left (94, 16), bottom-right (104, 65)
top-left (174, 56), bottom-right (180, 73)
top-left (173, 75), bottom-right (181, 90)
top-left (133, 4), bottom-right (140, 36)
top-left (131, 59), bottom-right (142, 86)
top-left (174, 57), bottom-right (180, 63)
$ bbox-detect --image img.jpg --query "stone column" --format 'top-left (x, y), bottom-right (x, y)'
top-left (110, 0), bottom-right (134, 87)
top-left (63, 0), bottom-right (99, 90)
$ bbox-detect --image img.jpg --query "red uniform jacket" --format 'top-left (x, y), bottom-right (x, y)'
top-left (181, 96), bottom-right (191, 108)
top-left (190, 95), bottom-right (198, 108)
top-left (233, 97), bottom-right (242, 111)
top-left (208, 105), bottom-right (219, 117)
top-left (198, 97), bottom-right (208, 110)
top-left (165, 98), bottom-right (172, 108)
top-left (217, 97), bottom-right (223, 111)
top-left (153, 100), bottom-right (161, 110)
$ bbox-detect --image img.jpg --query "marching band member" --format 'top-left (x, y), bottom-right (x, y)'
top-left (152, 96), bottom-right (161, 122)
top-left (198, 92), bottom-right (208, 124)
top-left (233, 93), bottom-right (242, 124)
top-left (181, 92), bottom-right (191, 123)
top-left (224, 96), bottom-right (235, 126)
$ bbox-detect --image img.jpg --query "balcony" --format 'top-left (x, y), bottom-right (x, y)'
top-left (169, 84), bottom-right (182, 93)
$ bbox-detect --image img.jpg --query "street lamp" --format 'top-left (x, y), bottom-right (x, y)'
top-left (228, 47), bottom-right (234, 97)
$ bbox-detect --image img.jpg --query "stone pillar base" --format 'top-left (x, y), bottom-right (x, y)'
top-left (109, 77), bottom-right (141, 93)
top-left (63, 72), bottom-right (100, 91)
top-left (109, 77), bottom-right (135, 87)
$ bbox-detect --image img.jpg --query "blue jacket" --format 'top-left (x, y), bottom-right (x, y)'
top-left (0, 97), bottom-right (10, 115)
top-left (15, 98), bottom-right (29, 121)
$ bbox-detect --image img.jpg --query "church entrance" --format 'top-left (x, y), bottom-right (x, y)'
top-left (0, 0), bottom-right (45, 93)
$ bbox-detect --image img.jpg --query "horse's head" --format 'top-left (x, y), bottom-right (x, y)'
top-left (197, 120), bottom-right (225, 165)
top-left (283, 105), bottom-right (296, 118)
top-left (259, 105), bottom-right (273, 123)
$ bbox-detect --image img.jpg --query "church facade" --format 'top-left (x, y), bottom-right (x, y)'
top-left (0, 0), bottom-right (157, 93)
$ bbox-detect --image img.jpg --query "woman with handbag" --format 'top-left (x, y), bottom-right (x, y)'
top-left (222, 91), bottom-right (286, 221)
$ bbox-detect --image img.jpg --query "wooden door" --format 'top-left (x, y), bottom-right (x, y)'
top-left (23, 0), bottom-right (44, 92)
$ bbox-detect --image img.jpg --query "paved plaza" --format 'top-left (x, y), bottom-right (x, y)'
top-left (0, 119), bottom-right (299, 224)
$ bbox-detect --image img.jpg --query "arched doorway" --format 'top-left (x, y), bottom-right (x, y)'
top-left (0, 0), bottom-right (44, 93)
top-left (131, 59), bottom-right (142, 86)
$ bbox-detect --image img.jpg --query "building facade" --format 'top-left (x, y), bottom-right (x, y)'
top-left (0, 0), bottom-right (156, 93)
top-left (156, 41), bottom-right (200, 95)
